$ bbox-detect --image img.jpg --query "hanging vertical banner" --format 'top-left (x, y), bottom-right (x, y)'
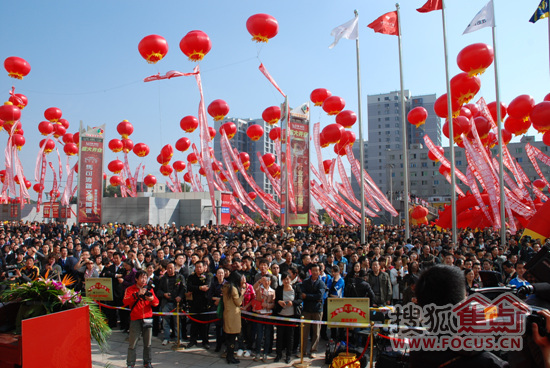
top-left (287, 105), bottom-right (310, 227)
top-left (77, 124), bottom-right (105, 224)
top-left (220, 192), bottom-right (232, 225)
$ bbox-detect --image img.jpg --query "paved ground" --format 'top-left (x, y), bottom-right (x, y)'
top-left (91, 330), bottom-right (334, 368)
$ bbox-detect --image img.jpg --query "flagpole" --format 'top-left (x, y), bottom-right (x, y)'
top-left (441, 0), bottom-right (458, 244)
top-left (492, 1), bottom-right (507, 247)
top-left (354, 10), bottom-right (367, 244)
top-left (396, 4), bottom-right (410, 240)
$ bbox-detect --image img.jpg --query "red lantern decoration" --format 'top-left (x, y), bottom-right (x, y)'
top-left (0, 102), bottom-right (21, 123)
top-left (183, 172), bottom-right (192, 183)
top-left (38, 121), bottom-right (54, 136)
top-left (208, 126), bottom-right (216, 141)
top-left (212, 161), bottom-right (221, 172)
top-left (14, 175), bottom-right (22, 185)
top-left (323, 160), bottom-right (332, 174)
top-left (443, 116), bottom-right (470, 143)
top-left (247, 124), bottom-right (264, 141)
top-left (487, 101), bottom-right (507, 123)
top-left (117, 120), bottom-right (134, 139)
top-left (243, 161), bottom-right (251, 171)
top-left (109, 139), bottom-right (123, 153)
top-left (428, 146), bottom-right (445, 162)
top-left (4, 57), bottom-right (31, 79)
top-left (456, 43), bottom-right (494, 76)
top-left (504, 116), bottom-right (531, 136)
top-left (465, 103), bottom-right (480, 117)
top-left (220, 122), bottom-right (237, 139)
top-left (173, 161), bottom-right (187, 172)
top-left (58, 118), bottom-right (70, 130)
top-left (179, 30), bottom-right (212, 62)
top-left (144, 174), bottom-right (157, 188)
top-left (530, 102), bottom-right (550, 133)
top-left (53, 124), bottom-right (66, 138)
top-left (160, 144), bottom-right (174, 160)
top-left (407, 107), bottom-right (428, 128)
top-left (231, 162), bottom-right (239, 173)
top-left (473, 116), bottom-right (491, 139)
top-left (268, 164), bottom-right (281, 178)
top-left (11, 134), bottom-right (25, 150)
top-left (138, 35), bottom-right (169, 64)
top-left (322, 96), bottom-right (346, 116)
top-left (219, 173), bottom-right (228, 182)
top-left (180, 115), bottom-right (199, 133)
top-left (262, 106), bottom-right (281, 125)
top-left (175, 137), bottom-right (191, 152)
top-left (269, 127), bottom-right (281, 141)
top-left (248, 192), bottom-right (258, 201)
top-left (24, 179), bottom-right (31, 190)
top-left (450, 73), bottom-right (481, 105)
top-left (63, 143), bottom-right (78, 156)
top-left (336, 110), bottom-right (357, 128)
top-left (122, 139), bottom-right (134, 153)
top-left (198, 167), bottom-right (206, 176)
top-left (533, 179), bottom-right (547, 190)
top-left (501, 129), bottom-right (512, 145)
top-left (44, 107), bottom-right (62, 123)
top-left (40, 139), bottom-right (56, 154)
top-left (262, 153), bottom-right (276, 167)
top-left (321, 123), bottom-right (344, 145)
top-left (156, 154), bottom-right (170, 165)
top-left (133, 143), bottom-right (150, 157)
top-left (108, 160), bottom-right (124, 174)
top-left (62, 133), bottom-right (74, 144)
top-left (411, 206), bottom-right (429, 225)
top-left (507, 95), bottom-right (535, 121)
top-left (8, 93), bottom-right (27, 109)
top-left (73, 132), bottom-right (80, 145)
top-left (439, 165), bottom-right (451, 176)
top-left (340, 130), bottom-right (356, 147)
top-left (110, 176), bottom-right (123, 187)
top-left (246, 14), bottom-right (279, 43)
top-left (208, 100), bottom-right (230, 121)
top-left (0, 170), bottom-right (5, 184)
top-left (333, 142), bottom-right (347, 156)
top-left (187, 152), bottom-right (198, 164)
top-left (160, 164), bottom-right (173, 177)
top-left (239, 152), bottom-right (250, 163)
top-left (434, 94), bottom-right (461, 118)
top-left (310, 88), bottom-right (332, 106)
top-left (543, 131), bottom-right (550, 147)
top-left (319, 132), bottom-right (329, 148)
top-left (33, 183), bottom-right (44, 193)
top-left (459, 106), bottom-right (473, 119)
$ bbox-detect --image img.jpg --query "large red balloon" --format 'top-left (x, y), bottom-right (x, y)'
top-left (533, 179), bottom-right (547, 190)
top-left (321, 123), bottom-right (344, 144)
top-left (322, 96), bottom-right (345, 116)
top-left (239, 152), bottom-right (250, 163)
top-left (110, 176), bottom-right (123, 187)
top-left (269, 126), bottom-right (281, 141)
top-left (428, 146), bottom-right (445, 162)
top-left (109, 139), bottom-right (123, 153)
top-left (310, 88), bottom-right (332, 106)
top-left (108, 160), bottom-right (124, 174)
top-left (220, 122), bottom-right (237, 139)
top-left (173, 161), bottom-right (187, 172)
top-left (133, 143), bottom-right (150, 157)
top-left (144, 174), bottom-right (157, 188)
top-left (434, 94), bottom-right (461, 118)
top-left (530, 102), bottom-right (550, 133)
top-left (63, 143), bottom-right (78, 156)
top-left (187, 152), bottom-right (198, 164)
top-left (487, 101), bottom-right (507, 123)
top-left (160, 144), bottom-right (174, 160)
top-left (335, 110), bottom-right (357, 128)
top-left (11, 134), bottom-right (25, 150)
top-left (247, 124), bottom-right (264, 141)
top-left (9, 93), bottom-right (27, 109)
top-left (262, 153), bottom-right (276, 167)
top-left (122, 138), bottom-right (134, 153)
top-left (208, 126), bottom-right (216, 141)
top-left (0, 102), bottom-right (21, 123)
top-left (507, 95), bottom-right (536, 121)
top-left (175, 137), bottom-right (191, 152)
top-left (138, 35), bottom-right (169, 64)
top-left (157, 154), bottom-right (170, 165)
top-left (450, 73), bottom-right (481, 105)
top-left (179, 30), bottom-right (212, 62)
top-left (323, 160), bottom-right (332, 174)
top-left (62, 133), bottom-right (74, 144)
top-left (4, 57), bottom-right (31, 79)
top-left (117, 120), bottom-right (134, 138)
top-left (44, 107), bottom-right (62, 123)
top-left (160, 164), bottom-right (173, 177)
top-left (208, 100), bottom-right (230, 121)
top-left (340, 130), bottom-right (356, 146)
top-left (180, 116), bottom-right (199, 133)
top-left (456, 43), bottom-right (494, 76)
top-left (58, 118), bottom-right (70, 130)
top-left (53, 124), bottom-right (66, 138)
top-left (543, 131), bottom-right (550, 147)
top-left (504, 116), bottom-right (531, 136)
top-left (246, 14), bottom-right (279, 43)
top-left (262, 106), bottom-right (281, 125)
top-left (40, 139), bottom-right (56, 154)
top-left (407, 107), bottom-right (428, 128)
top-left (183, 172), bottom-right (192, 183)
top-left (38, 121), bottom-right (54, 136)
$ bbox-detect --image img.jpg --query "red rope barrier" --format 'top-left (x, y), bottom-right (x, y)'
top-left (241, 315), bottom-right (298, 327)
top-left (377, 333), bottom-right (407, 343)
top-left (180, 309), bottom-right (221, 324)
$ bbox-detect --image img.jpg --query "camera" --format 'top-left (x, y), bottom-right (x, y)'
top-left (5, 264), bottom-right (17, 278)
top-left (525, 311), bottom-right (548, 337)
top-left (142, 282), bottom-right (154, 299)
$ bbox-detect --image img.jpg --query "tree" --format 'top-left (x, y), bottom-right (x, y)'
top-left (103, 185), bottom-right (121, 197)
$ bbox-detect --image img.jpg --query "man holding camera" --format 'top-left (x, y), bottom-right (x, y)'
top-left (123, 269), bottom-right (159, 368)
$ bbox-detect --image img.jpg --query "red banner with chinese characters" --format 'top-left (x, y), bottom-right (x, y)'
top-left (77, 125), bottom-right (105, 223)
top-left (288, 113), bottom-right (310, 227)
top-left (220, 192), bottom-right (231, 225)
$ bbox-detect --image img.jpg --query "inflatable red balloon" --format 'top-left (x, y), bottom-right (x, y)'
top-left (133, 143), bottom-right (150, 157)
top-left (173, 161), bottom-right (187, 172)
top-left (321, 123), bottom-right (344, 145)
top-left (323, 160), bottom-right (332, 174)
top-left (122, 138), bottom-right (134, 153)
top-left (310, 88), bottom-right (332, 106)
top-left (208, 100), bottom-right (230, 121)
top-left (109, 139), bottom-right (123, 153)
top-left (33, 183), bottom-right (44, 193)
top-left (180, 116), bottom-right (199, 133)
top-left (4, 57), bottom-right (31, 79)
top-left (246, 14), bottom-right (279, 43)
top-left (239, 152), bottom-right (250, 163)
top-left (335, 110), bottom-right (357, 129)
top-left (183, 172), bottom-right (192, 183)
top-left (450, 73), bottom-right (481, 105)
top-left (157, 154), bottom-right (170, 165)
top-left (138, 35), bottom-right (169, 64)
top-left (533, 179), bottom-right (547, 190)
top-left (110, 176), bottom-right (123, 187)
top-left (434, 94), bottom-right (461, 118)
top-left (62, 133), bottom-right (74, 144)
top-left (220, 122), bottom-right (237, 139)
top-left (262, 106), bottom-right (281, 125)
top-left (179, 30), bottom-right (212, 62)
top-left (11, 134), bottom-right (25, 150)
top-left (8, 93), bottom-right (27, 109)
top-left (340, 130), bottom-right (356, 146)
top-left (44, 107), bottom-right (62, 123)
top-left (63, 143), bottom-right (78, 156)
top-left (530, 102), bottom-right (550, 133)
top-left (160, 164), bottom-right (173, 177)
top-left (144, 174), bottom-right (157, 188)
top-left (262, 153), bottom-right (276, 167)
top-left (108, 160), bottom-right (124, 174)
top-left (428, 146), bottom-right (445, 162)
top-left (501, 129), bottom-right (512, 145)
top-left (38, 121), bottom-right (54, 136)
top-left (187, 152), bottom-right (198, 164)
top-left (117, 120), bottom-right (134, 138)
top-left (247, 124), bottom-right (264, 141)
top-left (504, 116), bottom-right (531, 136)
top-left (0, 102), bottom-right (21, 123)
top-left (269, 126), bottom-right (281, 141)
top-left (160, 144), bottom-right (174, 160)
top-left (487, 101), bottom-right (507, 123)
top-left (507, 94), bottom-right (536, 122)
top-left (53, 124), bottom-right (66, 138)
top-left (58, 118), bottom-right (70, 130)
top-left (407, 107), bottom-right (428, 128)
top-left (456, 43), bottom-right (494, 76)
top-left (73, 132), bottom-right (80, 145)
top-left (248, 192), bottom-right (258, 201)
top-left (322, 96), bottom-right (346, 116)
top-left (40, 139), bottom-right (56, 154)
top-left (175, 137), bottom-right (191, 152)
top-left (439, 165), bottom-right (451, 176)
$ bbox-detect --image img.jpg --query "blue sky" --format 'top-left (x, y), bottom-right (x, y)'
top-left (1, 0), bottom-right (548, 196)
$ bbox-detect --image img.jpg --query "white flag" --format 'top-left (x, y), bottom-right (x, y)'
top-left (463, 0), bottom-right (495, 34)
top-left (329, 17), bottom-right (359, 49)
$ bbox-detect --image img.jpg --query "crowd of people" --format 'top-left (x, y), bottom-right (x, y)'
top-left (0, 220), bottom-right (549, 367)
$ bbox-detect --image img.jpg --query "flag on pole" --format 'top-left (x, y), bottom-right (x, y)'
top-left (416, 0), bottom-right (442, 13)
top-left (463, 0), bottom-right (495, 34)
top-left (367, 11), bottom-right (399, 36)
top-left (328, 16), bottom-right (359, 49)
top-left (530, 0), bottom-right (549, 23)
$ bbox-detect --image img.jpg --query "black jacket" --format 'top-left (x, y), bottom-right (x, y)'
top-left (301, 277), bottom-right (326, 313)
top-left (273, 283), bottom-right (302, 317)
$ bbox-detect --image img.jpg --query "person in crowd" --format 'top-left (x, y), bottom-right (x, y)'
top-left (252, 273), bottom-right (275, 362)
top-left (464, 268), bottom-right (479, 295)
top-left (367, 260), bottom-right (392, 306)
top-left (207, 267), bottom-right (226, 352)
top-left (157, 262), bottom-right (187, 346)
top-left (123, 270), bottom-right (159, 368)
top-left (508, 260), bottom-right (530, 288)
top-left (318, 262), bottom-right (332, 341)
top-left (236, 272), bottom-right (255, 358)
top-left (187, 260), bottom-right (212, 349)
top-left (390, 255), bottom-right (407, 304)
top-left (16, 256), bottom-right (40, 282)
top-left (274, 271), bottom-right (302, 364)
top-left (223, 271), bottom-right (245, 365)
top-left (300, 263), bottom-right (326, 359)
top-left (100, 252), bottom-right (126, 328)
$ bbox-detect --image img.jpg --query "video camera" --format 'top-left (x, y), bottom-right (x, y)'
top-left (4, 264), bottom-right (19, 278)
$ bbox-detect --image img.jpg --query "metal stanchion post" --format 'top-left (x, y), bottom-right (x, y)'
top-left (172, 301), bottom-right (185, 351)
top-left (293, 316), bottom-right (310, 368)
top-left (369, 321), bottom-right (375, 368)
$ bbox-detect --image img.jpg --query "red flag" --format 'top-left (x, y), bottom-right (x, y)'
top-left (417, 0), bottom-right (442, 13)
top-left (367, 11), bottom-right (399, 36)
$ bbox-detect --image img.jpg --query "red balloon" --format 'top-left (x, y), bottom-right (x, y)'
top-left (24, 179), bottom-right (31, 190)
top-left (173, 161), bottom-right (187, 172)
top-left (109, 139), bottom-right (123, 153)
top-left (411, 205), bottom-right (429, 220)
top-left (138, 35), bottom-right (169, 64)
top-left (160, 144), bottom-right (174, 160)
top-left (160, 164), bottom-right (173, 177)
top-left (117, 120), bottom-right (134, 138)
top-left (122, 138), bottom-right (134, 153)
top-left (472, 116), bottom-right (491, 139)
top-left (323, 160), bottom-right (332, 174)
top-left (33, 183), bottom-right (44, 193)
top-left (487, 101), bottom-right (507, 123)
top-left (407, 107), bottom-right (428, 128)
top-left (239, 152), bottom-right (250, 163)
top-left (157, 154), bottom-right (171, 165)
top-left (262, 106), bottom-right (281, 125)
top-left (333, 142), bottom-right (347, 156)
top-left (267, 164), bottom-right (281, 178)
top-left (180, 115), bottom-right (199, 133)
top-left (110, 176), bottom-right (123, 187)
top-left (465, 103), bottom-right (480, 117)
top-left (450, 73), bottom-right (481, 105)
top-left (73, 132), bottom-right (80, 145)
top-left (4, 56), bottom-right (31, 79)
top-left (533, 178), bottom-right (547, 190)
top-left (58, 118), bottom-right (70, 130)
top-left (340, 130), bottom-right (356, 146)
top-left (428, 146), bottom-right (445, 162)
top-left (543, 131), bottom-right (550, 147)
top-left (335, 110), bottom-right (357, 128)
top-left (40, 139), bottom-right (56, 154)
top-left (53, 124), bottom-right (66, 138)
top-left (248, 192), bottom-right (258, 201)
top-left (262, 153), bottom-right (276, 167)
top-left (62, 133), bottom-right (74, 144)
top-left (11, 134), bottom-right (25, 150)
top-left (208, 100), bottom-right (230, 121)
top-left (530, 102), bottom-right (550, 133)
top-left (63, 143), bottom-right (78, 156)
top-left (456, 43), bottom-right (494, 76)
top-left (321, 123), bottom-right (344, 144)
top-left (175, 137), bottom-right (191, 152)
top-left (269, 126), bottom-right (281, 141)
top-left (220, 122), bottom-right (237, 139)
top-left (198, 167), bottom-right (206, 176)
top-left (144, 174), bottom-right (157, 188)
top-left (108, 160), bottom-right (124, 174)
top-left (133, 142), bottom-right (150, 157)
top-left (439, 165), bottom-right (451, 176)
top-left (179, 30), bottom-right (212, 62)
top-left (187, 152), bottom-right (198, 164)
top-left (183, 172), bottom-right (192, 183)
top-left (219, 173), bottom-right (228, 182)
top-left (459, 106), bottom-right (472, 119)
top-left (322, 96), bottom-right (345, 116)
top-left (504, 116), bottom-right (531, 136)
top-left (243, 161), bottom-right (251, 171)
top-left (212, 161), bottom-right (221, 172)
top-left (247, 124), bottom-right (264, 141)
top-left (246, 14), bottom-right (279, 43)
top-left (44, 107), bottom-right (62, 123)
top-left (38, 121), bottom-right (54, 136)
top-left (501, 129), bottom-right (512, 145)
top-left (8, 93), bottom-right (27, 109)
top-left (545, 93), bottom-right (550, 102)
top-left (0, 170), bottom-right (4, 184)
top-left (310, 88), bottom-right (332, 107)
top-left (0, 102), bottom-right (21, 123)
top-left (507, 94), bottom-right (536, 121)
top-left (208, 126), bottom-right (216, 141)
top-left (434, 94), bottom-right (461, 118)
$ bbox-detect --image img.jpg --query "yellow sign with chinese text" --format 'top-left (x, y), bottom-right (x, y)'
top-left (328, 298), bottom-right (370, 327)
top-left (85, 277), bottom-right (113, 301)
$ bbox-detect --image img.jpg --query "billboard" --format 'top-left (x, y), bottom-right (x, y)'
top-left (77, 125), bottom-right (105, 224)
top-left (220, 192), bottom-right (231, 225)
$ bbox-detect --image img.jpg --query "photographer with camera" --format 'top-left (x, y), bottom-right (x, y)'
top-left (123, 269), bottom-right (159, 368)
